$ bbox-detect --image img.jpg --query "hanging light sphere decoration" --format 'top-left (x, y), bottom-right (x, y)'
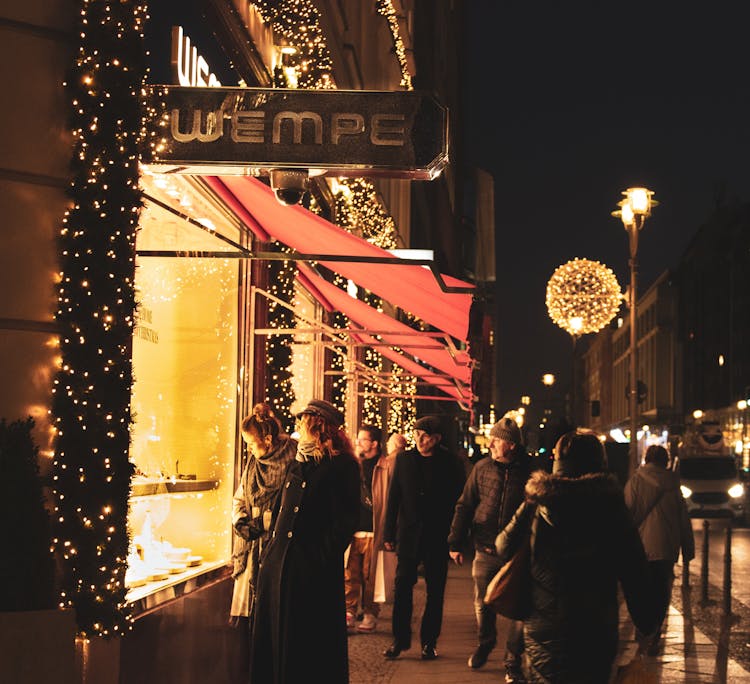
top-left (546, 258), bottom-right (623, 336)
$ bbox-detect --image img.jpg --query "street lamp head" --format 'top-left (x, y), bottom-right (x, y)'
top-left (542, 373), bottom-right (555, 386)
top-left (625, 187), bottom-right (658, 216)
top-left (611, 187), bottom-right (658, 230)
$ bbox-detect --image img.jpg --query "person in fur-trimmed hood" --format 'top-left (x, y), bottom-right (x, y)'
top-left (494, 430), bottom-right (658, 683)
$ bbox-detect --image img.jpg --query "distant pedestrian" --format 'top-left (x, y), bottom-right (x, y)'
top-left (624, 444), bottom-right (695, 655)
top-left (447, 416), bottom-right (532, 680)
top-left (382, 415), bottom-right (466, 661)
top-left (495, 430), bottom-right (657, 683)
top-left (344, 424), bottom-right (395, 633)
top-left (250, 399), bottom-right (360, 684)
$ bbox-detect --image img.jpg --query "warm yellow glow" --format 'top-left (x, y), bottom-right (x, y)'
top-left (620, 201), bottom-right (635, 227)
top-left (520, 395), bottom-right (530, 405)
top-left (718, 354), bottom-right (725, 366)
top-left (693, 409), bottom-right (704, 419)
top-left (546, 258), bottom-right (622, 337)
top-left (626, 187), bottom-right (652, 214)
top-left (738, 400), bottom-right (748, 410)
top-left (542, 373), bottom-right (555, 386)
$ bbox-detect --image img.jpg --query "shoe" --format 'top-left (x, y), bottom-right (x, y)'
top-left (504, 658), bottom-right (526, 683)
top-left (383, 642), bottom-right (407, 659)
top-left (421, 644), bottom-right (438, 660)
top-left (346, 611), bottom-right (356, 631)
top-left (468, 643), bottom-right (493, 669)
top-left (357, 613), bottom-right (377, 632)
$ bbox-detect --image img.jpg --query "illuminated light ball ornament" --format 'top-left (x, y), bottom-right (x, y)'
top-left (545, 258), bottom-right (623, 337)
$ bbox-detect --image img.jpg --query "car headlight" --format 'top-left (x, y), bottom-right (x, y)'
top-left (680, 485), bottom-right (692, 499)
top-left (728, 483), bottom-right (744, 499)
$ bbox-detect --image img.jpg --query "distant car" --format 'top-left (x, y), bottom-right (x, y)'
top-left (677, 454), bottom-right (745, 521)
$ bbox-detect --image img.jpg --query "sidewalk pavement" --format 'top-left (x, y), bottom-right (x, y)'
top-left (348, 551), bottom-right (750, 683)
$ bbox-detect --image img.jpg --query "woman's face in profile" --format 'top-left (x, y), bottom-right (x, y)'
top-left (243, 432), bottom-right (271, 458)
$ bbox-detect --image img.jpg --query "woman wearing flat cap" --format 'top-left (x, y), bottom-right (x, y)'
top-left (250, 399), bottom-right (360, 684)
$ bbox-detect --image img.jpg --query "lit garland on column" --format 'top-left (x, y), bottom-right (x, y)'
top-left (254, 0), bottom-right (335, 89)
top-left (545, 258), bottom-right (623, 336)
top-left (360, 290), bottom-right (384, 427)
top-left (387, 364), bottom-right (417, 439)
top-left (375, 0), bottom-right (413, 90)
top-left (52, 0), bottom-right (148, 636)
top-left (328, 272), bottom-right (350, 416)
top-left (264, 242), bottom-right (297, 431)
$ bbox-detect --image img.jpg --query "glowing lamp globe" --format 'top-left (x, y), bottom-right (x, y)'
top-left (546, 258), bottom-right (623, 337)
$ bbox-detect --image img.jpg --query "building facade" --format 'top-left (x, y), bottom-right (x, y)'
top-left (2, 2), bottom-right (485, 681)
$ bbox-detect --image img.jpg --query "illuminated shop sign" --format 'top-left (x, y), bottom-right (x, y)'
top-left (171, 26), bottom-right (222, 87)
top-left (144, 86), bottom-right (448, 180)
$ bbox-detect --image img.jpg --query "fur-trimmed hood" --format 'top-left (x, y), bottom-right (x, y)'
top-left (525, 470), bottom-right (624, 529)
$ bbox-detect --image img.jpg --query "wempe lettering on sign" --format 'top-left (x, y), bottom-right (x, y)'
top-left (144, 86), bottom-right (448, 179)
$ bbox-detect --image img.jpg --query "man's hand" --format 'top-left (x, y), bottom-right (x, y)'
top-left (449, 550), bottom-right (463, 566)
top-left (384, 541), bottom-right (395, 552)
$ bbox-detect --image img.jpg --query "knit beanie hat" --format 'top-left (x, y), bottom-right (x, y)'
top-left (490, 417), bottom-right (521, 444)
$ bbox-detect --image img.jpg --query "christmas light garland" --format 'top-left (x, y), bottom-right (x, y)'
top-left (52, 0), bottom-right (148, 636)
top-left (545, 258), bottom-right (623, 337)
top-left (264, 243), bottom-right (298, 431)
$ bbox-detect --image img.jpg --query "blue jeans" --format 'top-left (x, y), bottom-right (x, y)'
top-left (472, 548), bottom-right (524, 661)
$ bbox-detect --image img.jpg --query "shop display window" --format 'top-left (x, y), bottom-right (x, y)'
top-left (127, 176), bottom-right (243, 601)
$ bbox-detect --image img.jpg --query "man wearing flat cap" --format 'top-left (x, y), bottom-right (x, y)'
top-left (382, 415), bottom-right (466, 661)
top-left (447, 415), bottom-right (532, 681)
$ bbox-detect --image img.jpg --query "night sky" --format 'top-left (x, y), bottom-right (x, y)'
top-left (462, 1), bottom-right (750, 413)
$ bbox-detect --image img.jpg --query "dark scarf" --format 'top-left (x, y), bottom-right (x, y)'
top-left (245, 434), bottom-right (297, 510)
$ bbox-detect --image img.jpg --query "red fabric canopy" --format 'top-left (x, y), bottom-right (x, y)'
top-left (206, 175), bottom-right (474, 343)
top-left (297, 265), bottom-right (471, 386)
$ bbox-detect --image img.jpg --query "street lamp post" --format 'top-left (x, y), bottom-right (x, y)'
top-left (612, 187), bottom-right (658, 475)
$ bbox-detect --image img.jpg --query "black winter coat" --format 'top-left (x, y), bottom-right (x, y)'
top-left (447, 448), bottom-right (531, 552)
top-left (384, 445), bottom-right (466, 557)
top-left (250, 453), bottom-right (360, 684)
top-left (495, 471), bottom-right (657, 684)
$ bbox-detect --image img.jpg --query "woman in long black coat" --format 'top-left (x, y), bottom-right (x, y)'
top-left (250, 399), bottom-right (360, 684)
top-left (495, 430), bottom-right (657, 683)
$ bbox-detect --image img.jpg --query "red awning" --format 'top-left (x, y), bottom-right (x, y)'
top-left (206, 175), bottom-right (474, 343)
top-left (297, 265), bottom-right (471, 386)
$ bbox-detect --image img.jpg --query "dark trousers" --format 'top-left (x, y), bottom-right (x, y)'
top-left (649, 559), bottom-right (675, 635)
top-left (392, 541), bottom-right (449, 648)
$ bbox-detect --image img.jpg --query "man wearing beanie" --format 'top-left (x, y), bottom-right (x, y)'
top-left (382, 415), bottom-right (466, 661)
top-left (448, 416), bottom-right (532, 681)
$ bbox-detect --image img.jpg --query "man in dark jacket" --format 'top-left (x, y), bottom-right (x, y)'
top-left (382, 415), bottom-right (466, 661)
top-left (448, 416), bottom-right (531, 680)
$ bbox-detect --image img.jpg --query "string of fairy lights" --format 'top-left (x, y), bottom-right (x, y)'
top-left (52, 0), bottom-right (148, 636)
top-left (375, 0), bottom-right (414, 90)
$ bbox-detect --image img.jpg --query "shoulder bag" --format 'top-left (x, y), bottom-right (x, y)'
top-left (483, 506), bottom-right (536, 620)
